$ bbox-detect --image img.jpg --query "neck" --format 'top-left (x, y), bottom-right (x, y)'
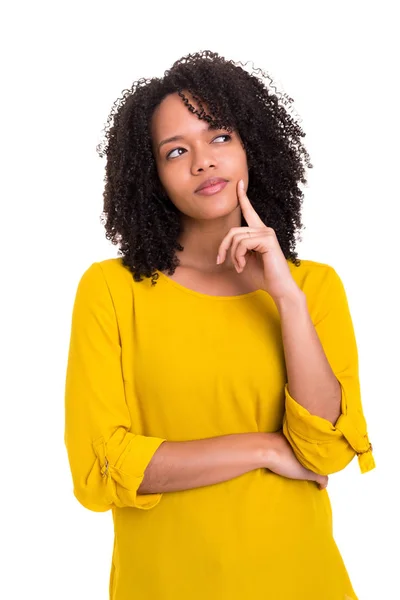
top-left (177, 209), bottom-right (242, 272)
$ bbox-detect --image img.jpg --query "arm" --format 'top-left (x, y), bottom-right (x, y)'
top-left (137, 433), bottom-right (268, 494)
top-left (64, 262), bottom-right (267, 512)
top-left (276, 288), bottom-right (341, 425)
top-left (277, 266), bottom-right (375, 476)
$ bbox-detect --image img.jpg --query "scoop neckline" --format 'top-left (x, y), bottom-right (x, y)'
top-left (155, 269), bottom-right (265, 300)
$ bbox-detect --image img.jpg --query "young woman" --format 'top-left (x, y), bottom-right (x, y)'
top-left (64, 50), bottom-right (375, 599)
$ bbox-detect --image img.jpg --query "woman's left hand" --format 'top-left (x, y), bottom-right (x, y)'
top-left (216, 179), bottom-right (302, 303)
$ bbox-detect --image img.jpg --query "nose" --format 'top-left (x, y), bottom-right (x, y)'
top-left (190, 146), bottom-right (217, 174)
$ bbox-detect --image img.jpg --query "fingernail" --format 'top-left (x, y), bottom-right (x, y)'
top-left (216, 255), bottom-right (220, 265)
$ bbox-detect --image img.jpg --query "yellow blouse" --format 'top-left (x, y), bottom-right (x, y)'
top-left (64, 257), bottom-right (375, 600)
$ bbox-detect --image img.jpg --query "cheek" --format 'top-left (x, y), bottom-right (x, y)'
top-left (155, 164), bottom-right (175, 195)
top-left (159, 164), bottom-right (191, 196)
top-left (237, 147), bottom-right (249, 169)
top-left (155, 168), bottom-right (189, 210)
top-left (161, 173), bottom-right (182, 198)
top-left (222, 145), bottom-right (248, 171)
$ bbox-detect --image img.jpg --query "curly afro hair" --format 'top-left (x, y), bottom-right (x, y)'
top-left (96, 50), bottom-right (313, 285)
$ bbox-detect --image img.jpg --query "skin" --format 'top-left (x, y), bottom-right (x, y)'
top-left (151, 90), bottom-right (252, 281)
top-left (150, 92), bottom-right (328, 490)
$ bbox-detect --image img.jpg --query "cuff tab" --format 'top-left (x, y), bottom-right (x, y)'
top-left (334, 413), bottom-right (375, 473)
top-left (357, 444), bottom-right (375, 473)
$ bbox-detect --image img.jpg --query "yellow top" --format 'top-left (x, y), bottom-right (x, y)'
top-left (64, 257), bottom-right (375, 600)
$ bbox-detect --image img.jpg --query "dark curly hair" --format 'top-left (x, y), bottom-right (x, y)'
top-left (96, 50), bottom-right (313, 285)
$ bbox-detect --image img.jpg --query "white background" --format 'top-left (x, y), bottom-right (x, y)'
top-left (2, 1), bottom-right (398, 598)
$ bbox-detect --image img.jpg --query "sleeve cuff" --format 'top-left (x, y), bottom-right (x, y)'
top-left (93, 431), bottom-right (167, 509)
top-left (284, 383), bottom-right (375, 474)
top-left (334, 411), bottom-right (375, 474)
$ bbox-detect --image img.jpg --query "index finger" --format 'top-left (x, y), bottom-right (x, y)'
top-left (237, 180), bottom-right (265, 228)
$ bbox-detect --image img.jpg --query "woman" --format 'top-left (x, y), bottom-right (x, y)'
top-left (64, 50), bottom-right (375, 599)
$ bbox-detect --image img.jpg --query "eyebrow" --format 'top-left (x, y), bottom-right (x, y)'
top-left (158, 124), bottom-right (219, 152)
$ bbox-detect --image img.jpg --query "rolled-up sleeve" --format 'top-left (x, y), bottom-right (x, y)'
top-left (282, 266), bottom-right (375, 476)
top-left (64, 262), bottom-right (167, 512)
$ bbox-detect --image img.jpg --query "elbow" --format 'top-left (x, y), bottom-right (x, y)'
top-left (66, 449), bottom-right (114, 512)
top-left (71, 464), bottom-right (163, 512)
top-left (70, 463), bottom-right (115, 513)
top-left (73, 485), bottom-right (112, 513)
top-left (71, 435), bottom-right (164, 512)
top-left (282, 389), bottom-right (376, 475)
top-left (282, 420), bottom-right (357, 475)
top-left (66, 430), bottom-right (167, 513)
top-left (290, 444), bottom-right (356, 476)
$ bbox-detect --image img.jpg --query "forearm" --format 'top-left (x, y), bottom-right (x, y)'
top-left (137, 432), bottom-right (269, 494)
top-left (276, 290), bottom-right (341, 425)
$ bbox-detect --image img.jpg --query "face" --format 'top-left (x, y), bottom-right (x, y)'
top-left (150, 91), bottom-right (249, 221)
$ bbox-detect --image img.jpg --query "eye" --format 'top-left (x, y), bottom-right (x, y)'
top-left (213, 134), bottom-right (232, 143)
top-left (166, 134), bottom-right (232, 160)
top-left (166, 147), bottom-right (186, 160)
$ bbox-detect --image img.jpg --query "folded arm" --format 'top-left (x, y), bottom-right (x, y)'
top-left (64, 262), bottom-right (270, 512)
top-left (278, 266), bottom-right (375, 476)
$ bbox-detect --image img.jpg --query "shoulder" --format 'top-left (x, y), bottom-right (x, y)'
top-left (76, 257), bottom-right (159, 313)
top-left (288, 258), bottom-right (348, 314)
top-left (91, 257), bottom-right (131, 281)
top-left (288, 257), bottom-right (342, 289)
top-left (78, 257), bottom-right (137, 290)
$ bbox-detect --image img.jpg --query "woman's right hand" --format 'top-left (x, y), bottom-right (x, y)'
top-left (261, 431), bottom-right (328, 490)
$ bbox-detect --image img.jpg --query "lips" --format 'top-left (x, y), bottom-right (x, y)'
top-left (195, 177), bottom-right (228, 192)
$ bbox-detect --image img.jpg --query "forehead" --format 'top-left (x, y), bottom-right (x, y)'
top-left (151, 92), bottom-right (212, 141)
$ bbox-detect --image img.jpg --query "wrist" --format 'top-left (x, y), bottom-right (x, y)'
top-left (257, 432), bottom-right (277, 469)
top-left (275, 288), bottom-right (306, 313)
